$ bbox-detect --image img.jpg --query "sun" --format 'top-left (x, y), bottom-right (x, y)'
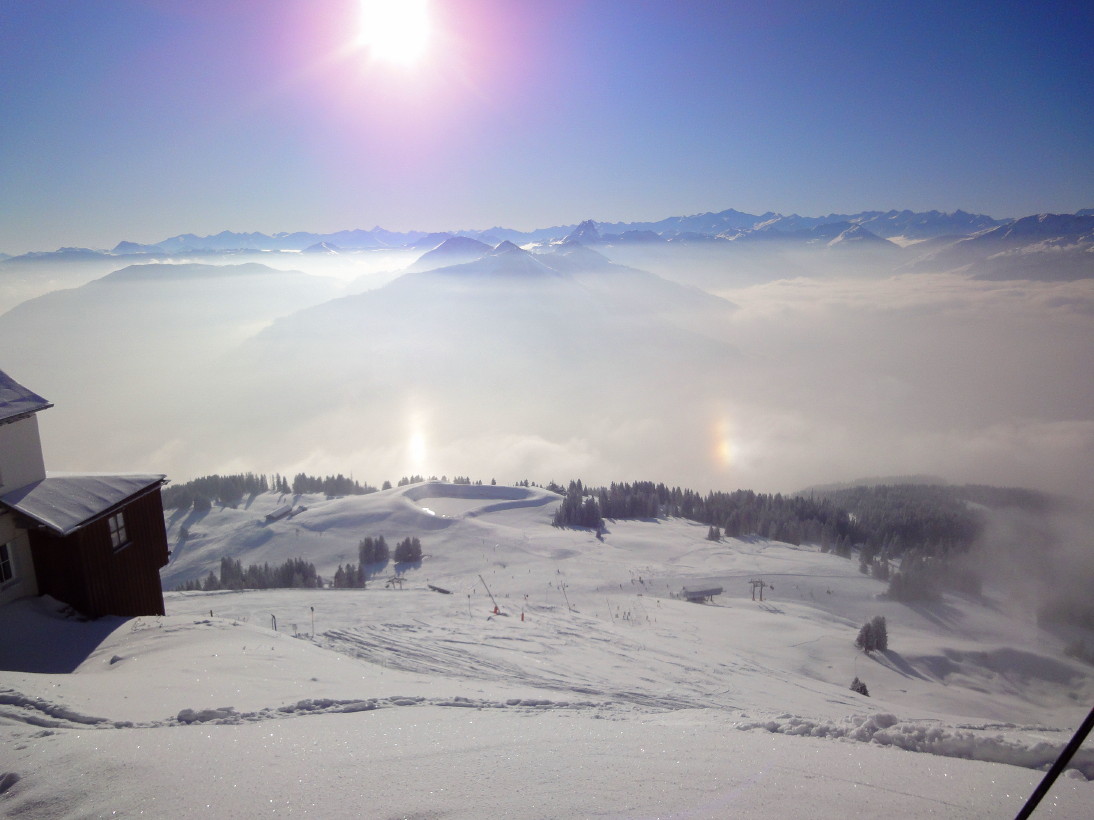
top-left (357, 0), bottom-right (432, 67)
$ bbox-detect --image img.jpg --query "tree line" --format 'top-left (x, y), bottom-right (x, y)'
top-left (550, 478), bottom-right (1060, 604)
top-left (552, 480), bottom-right (859, 548)
top-left (813, 483), bottom-right (1055, 601)
top-left (548, 478), bottom-right (1051, 562)
top-left (174, 533), bottom-right (426, 592)
top-left (810, 484), bottom-right (981, 556)
top-left (175, 556), bottom-right (322, 591)
top-left (331, 536), bottom-right (423, 588)
top-left (163, 473), bottom-right (505, 511)
top-left (810, 483), bottom-right (1051, 556)
top-left (162, 472), bottom-right (379, 510)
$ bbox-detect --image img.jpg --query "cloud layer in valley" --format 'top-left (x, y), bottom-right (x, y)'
top-left (1, 235), bottom-right (1091, 503)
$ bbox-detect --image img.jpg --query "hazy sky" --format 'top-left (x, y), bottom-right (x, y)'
top-left (2, 0), bottom-right (1092, 254)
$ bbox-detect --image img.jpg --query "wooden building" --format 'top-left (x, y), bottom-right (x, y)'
top-left (0, 368), bottom-right (170, 617)
top-left (3, 474), bottom-right (169, 617)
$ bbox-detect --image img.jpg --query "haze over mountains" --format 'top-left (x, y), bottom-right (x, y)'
top-left (3, 205), bottom-right (1090, 312)
top-left (0, 205), bottom-right (1091, 502)
top-left (3, 205), bottom-right (1084, 257)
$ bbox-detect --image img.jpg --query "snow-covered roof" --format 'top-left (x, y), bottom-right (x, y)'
top-left (0, 474), bottom-right (166, 536)
top-left (0, 369), bottom-right (52, 425)
top-left (681, 585), bottom-right (723, 598)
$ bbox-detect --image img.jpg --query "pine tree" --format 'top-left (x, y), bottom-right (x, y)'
top-left (855, 621), bottom-right (876, 652)
top-left (870, 615), bottom-right (888, 651)
top-left (859, 543), bottom-right (876, 574)
top-left (871, 559), bottom-right (891, 581)
top-left (850, 677), bottom-right (870, 696)
top-left (855, 616), bottom-right (889, 652)
top-left (394, 537), bottom-right (423, 563)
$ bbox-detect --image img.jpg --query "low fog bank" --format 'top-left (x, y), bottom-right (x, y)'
top-left (599, 241), bottom-right (907, 291)
top-left (0, 247), bottom-right (1090, 506)
top-left (714, 272), bottom-right (1094, 498)
top-left (965, 503), bottom-right (1094, 644)
top-left (0, 248), bottom-right (416, 315)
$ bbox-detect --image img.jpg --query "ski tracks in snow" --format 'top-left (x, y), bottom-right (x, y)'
top-left (0, 685), bottom-right (609, 734)
top-left (738, 710), bottom-right (1094, 780)
top-left (316, 611), bottom-right (741, 713)
top-left (6, 684), bottom-right (1089, 782)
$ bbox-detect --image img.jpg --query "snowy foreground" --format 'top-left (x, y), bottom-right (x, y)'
top-left (2, 482), bottom-right (1092, 818)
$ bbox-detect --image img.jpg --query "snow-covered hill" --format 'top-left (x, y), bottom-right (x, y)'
top-left (900, 214), bottom-right (1094, 280)
top-left (2, 482), bottom-right (1089, 817)
top-left (404, 235), bottom-right (493, 272)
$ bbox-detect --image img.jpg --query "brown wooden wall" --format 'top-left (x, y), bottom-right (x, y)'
top-left (30, 488), bottom-right (170, 617)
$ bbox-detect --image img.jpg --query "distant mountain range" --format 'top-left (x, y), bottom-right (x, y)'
top-left (899, 213), bottom-right (1094, 280)
top-left (3, 208), bottom-right (1092, 284)
top-left (104, 207), bottom-right (1015, 253)
top-left (3, 207), bottom-right (1088, 259)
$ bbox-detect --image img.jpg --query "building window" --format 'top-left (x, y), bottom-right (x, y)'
top-left (108, 512), bottom-right (129, 550)
top-left (0, 541), bottom-right (13, 584)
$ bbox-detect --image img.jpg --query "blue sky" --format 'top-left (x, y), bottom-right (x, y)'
top-left (2, 0), bottom-right (1092, 253)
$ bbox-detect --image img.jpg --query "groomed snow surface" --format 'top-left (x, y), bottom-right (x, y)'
top-left (1, 482), bottom-right (1091, 818)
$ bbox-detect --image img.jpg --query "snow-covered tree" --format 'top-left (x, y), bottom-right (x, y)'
top-left (855, 621), bottom-right (875, 652)
top-left (394, 537), bottom-right (422, 563)
top-left (359, 535), bottom-right (390, 566)
top-left (855, 615), bottom-right (888, 652)
top-left (871, 615), bottom-right (888, 651)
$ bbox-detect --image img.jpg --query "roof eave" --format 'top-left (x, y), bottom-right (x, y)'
top-left (0, 403), bottom-right (54, 427)
top-left (1, 475), bottom-right (167, 537)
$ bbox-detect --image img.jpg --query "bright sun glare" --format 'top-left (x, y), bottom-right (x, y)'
top-left (358, 0), bottom-right (432, 66)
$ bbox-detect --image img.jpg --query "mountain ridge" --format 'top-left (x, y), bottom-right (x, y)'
top-left (11, 207), bottom-right (1085, 259)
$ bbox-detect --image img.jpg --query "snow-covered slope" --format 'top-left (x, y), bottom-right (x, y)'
top-left (903, 214), bottom-right (1094, 280)
top-left (404, 235), bottom-right (493, 272)
top-left (3, 482), bottom-right (1089, 817)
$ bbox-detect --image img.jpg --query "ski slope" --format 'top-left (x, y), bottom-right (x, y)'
top-left (1, 482), bottom-right (1091, 817)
